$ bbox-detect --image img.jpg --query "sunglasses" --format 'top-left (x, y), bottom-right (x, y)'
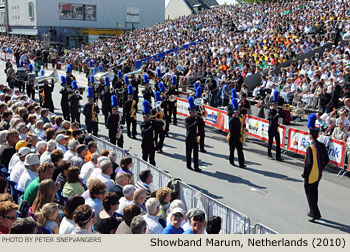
top-left (173, 213), bottom-right (184, 218)
top-left (97, 191), bottom-right (106, 195)
top-left (2, 215), bottom-right (17, 221)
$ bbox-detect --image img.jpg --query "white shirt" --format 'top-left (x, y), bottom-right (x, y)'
top-left (10, 160), bottom-right (25, 183)
top-left (8, 153), bottom-right (20, 172)
top-left (59, 217), bottom-right (77, 234)
top-left (117, 197), bottom-right (133, 215)
top-left (96, 173), bottom-right (114, 192)
top-left (89, 168), bottom-right (102, 179)
top-left (57, 143), bottom-right (67, 154)
top-left (80, 161), bottom-right (97, 181)
top-left (144, 214), bottom-right (164, 234)
top-left (290, 82), bottom-right (297, 93)
top-left (17, 169), bottom-right (37, 192)
top-left (63, 150), bottom-right (76, 161)
top-left (40, 151), bottom-right (52, 164)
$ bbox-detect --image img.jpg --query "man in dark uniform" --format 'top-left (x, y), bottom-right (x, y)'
top-left (113, 70), bottom-right (124, 105)
top-left (123, 84), bottom-right (137, 139)
top-left (268, 91), bottom-right (284, 161)
top-left (26, 63), bottom-right (36, 100)
top-left (302, 114), bottom-right (329, 222)
top-left (66, 64), bottom-right (76, 87)
top-left (131, 74), bottom-right (139, 112)
top-left (194, 85), bottom-right (207, 153)
top-left (122, 75), bottom-right (130, 107)
top-left (159, 83), bottom-right (170, 137)
top-left (16, 61), bottom-right (26, 93)
top-left (59, 76), bottom-right (71, 121)
top-left (83, 87), bottom-right (99, 136)
top-left (228, 98), bottom-right (246, 168)
top-left (101, 76), bottom-right (112, 125)
top-left (69, 80), bottom-right (82, 124)
top-left (167, 75), bottom-right (178, 125)
top-left (142, 74), bottom-right (154, 105)
top-left (107, 95), bottom-right (124, 148)
top-left (38, 79), bottom-right (54, 113)
top-left (208, 73), bottom-right (218, 107)
top-left (140, 100), bottom-right (156, 166)
top-left (185, 96), bottom-right (201, 172)
top-left (152, 91), bottom-right (165, 153)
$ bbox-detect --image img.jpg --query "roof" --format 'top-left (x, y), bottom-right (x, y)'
top-left (184, 0), bottom-right (219, 12)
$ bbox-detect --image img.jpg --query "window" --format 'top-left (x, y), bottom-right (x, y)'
top-left (28, 2), bottom-right (34, 19)
top-left (59, 3), bottom-right (95, 21)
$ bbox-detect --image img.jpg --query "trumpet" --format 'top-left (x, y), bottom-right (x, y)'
top-left (150, 112), bottom-right (164, 120)
top-left (194, 98), bottom-right (208, 118)
top-left (169, 94), bottom-right (177, 102)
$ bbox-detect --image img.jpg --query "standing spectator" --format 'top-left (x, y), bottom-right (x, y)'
top-left (59, 196), bottom-right (85, 234)
top-left (144, 198), bottom-right (163, 234)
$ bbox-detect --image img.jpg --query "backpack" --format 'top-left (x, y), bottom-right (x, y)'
top-left (166, 178), bottom-right (182, 201)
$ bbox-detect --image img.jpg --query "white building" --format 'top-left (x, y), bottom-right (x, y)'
top-left (3, 0), bottom-right (165, 47)
top-left (165, 0), bottom-right (218, 20)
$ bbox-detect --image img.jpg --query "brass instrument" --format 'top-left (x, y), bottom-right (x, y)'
top-left (194, 98), bottom-right (208, 118)
top-left (240, 115), bottom-right (248, 143)
top-left (116, 114), bottom-right (123, 139)
top-left (130, 100), bottom-right (136, 119)
top-left (92, 103), bottom-right (98, 122)
top-left (202, 91), bottom-right (208, 100)
top-left (150, 101), bottom-right (164, 120)
top-left (169, 94), bottom-right (177, 102)
top-left (34, 70), bottom-right (59, 87)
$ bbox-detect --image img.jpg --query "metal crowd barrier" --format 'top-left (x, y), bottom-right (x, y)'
top-left (254, 223), bottom-right (278, 234)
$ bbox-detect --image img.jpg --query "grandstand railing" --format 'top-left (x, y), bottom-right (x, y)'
top-left (254, 223), bottom-right (278, 234)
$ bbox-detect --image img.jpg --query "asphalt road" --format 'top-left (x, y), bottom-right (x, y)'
top-left (2, 62), bottom-right (350, 234)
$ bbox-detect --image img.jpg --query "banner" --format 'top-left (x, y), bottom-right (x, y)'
top-left (287, 128), bottom-right (346, 168)
top-left (244, 115), bottom-right (286, 148)
top-left (177, 98), bottom-right (230, 132)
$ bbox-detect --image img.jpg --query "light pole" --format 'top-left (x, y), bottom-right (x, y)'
top-left (4, 0), bottom-right (9, 36)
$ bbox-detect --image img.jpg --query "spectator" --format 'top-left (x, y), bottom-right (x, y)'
top-left (206, 216), bottom-right (222, 234)
top-left (9, 217), bottom-right (37, 234)
top-left (63, 166), bottom-right (85, 198)
top-left (0, 129), bottom-right (19, 168)
top-left (55, 160), bottom-right (71, 191)
top-left (117, 184), bottom-right (135, 215)
top-left (40, 140), bottom-right (56, 164)
top-left (10, 147), bottom-right (31, 183)
top-left (55, 134), bottom-right (69, 154)
top-left (108, 151), bottom-right (119, 181)
top-left (94, 192), bottom-right (120, 234)
top-left (70, 144), bottom-right (87, 169)
top-left (130, 215), bottom-right (147, 234)
top-left (34, 120), bottom-right (45, 140)
top-left (80, 153), bottom-right (99, 181)
top-left (132, 188), bottom-right (147, 214)
top-left (118, 156), bottom-right (134, 184)
top-left (115, 204), bottom-right (141, 234)
top-left (8, 140), bottom-right (27, 171)
top-left (31, 179), bottom-right (56, 213)
top-left (332, 120), bottom-right (347, 142)
top-left (162, 207), bottom-right (185, 234)
top-left (63, 140), bottom-right (79, 161)
top-left (110, 173), bottom-right (129, 198)
top-left (95, 160), bottom-right (114, 192)
top-left (156, 187), bottom-right (172, 220)
top-left (71, 204), bottom-right (96, 234)
top-left (59, 196), bottom-right (85, 234)
top-left (135, 170), bottom-right (152, 198)
top-left (183, 209), bottom-right (206, 234)
top-left (85, 180), bottom-right (106, 215)
top-left (0, 201), bottom-right (18, 234)
top-left (144, 198), bottom-right (163, 234)
top-left (17, 154), bottom-right (41, 192)
top-left (85, 141), bottom-right (97, 162)
top-left (36, 141), bottom-right (47, 156)
top-left (36, 202), bottom-right (59, 234)
top-left (51, 149), bottom-right (64, 181)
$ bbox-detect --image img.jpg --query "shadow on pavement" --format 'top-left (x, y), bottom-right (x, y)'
top-left (187, 184), bottom-right (223, 200)
top-left (312, 218), bottom-right (350, 233)
top-left (245, 167), bottom-right (303, 183)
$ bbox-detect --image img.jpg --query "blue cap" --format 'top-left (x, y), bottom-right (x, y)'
top-left (124, 75), bottom-right (129, 85)
top-left (72, 80), bottom-right (78, 90)
top-left (104, 76), bottom-right (110, 86)
top-left (28, 63), bottom-right (34, 72)
top-left (89, 60), bottom-right (94, 68)
top-left (155, 91), bottom-right (161, 102)
top-left (194, 82), bottom-right (199, 90)
top-left (111, 95), bottom-right (119, 107)
top-left (171, 75), bottom-right (177, 85)
top-left (142, 100), bottom-right (151, 115)
top-left (40, 70), bottom-right (45, 76)
top-left (143, 74), bottom-right (149, 84)
top-left (272, 91), bottom-right (279, 103)
top-left (232, 98), bottom-right (239, 111)
top-left (188, 96), bottom-right (196, 111)
top-left (60, 76), bottom-right (67, 85)
top-left (158, 82), bottom-right (166, 93)
top-left (66, 65), bottom-right (72, 74)
top-left (231, 88), bottom-right (237, 99)
top-left (196, 86), bottom-right (202, 98)
top-left (90, 75), bottom-right (95, 84)
top-left (98, 65), bottom-right (103, 72)
top-left (87, 86), bottom-right (94, 98)
top-left (117, 70), bottom-right (122, 79)
top-left (128, 84), bottom-right (134, 95)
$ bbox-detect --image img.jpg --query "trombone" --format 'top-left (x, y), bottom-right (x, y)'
top-left (194, 98), bottom-right (208, 118)
top-left (169, 94), bottom-right (177, 102)
top-left (150, 101), bottom-right (164, 120)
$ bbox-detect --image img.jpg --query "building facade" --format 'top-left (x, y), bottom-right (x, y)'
top-left (3, 0), bottom-right (165, 47)
top-left (165, 0), bottom-right (218, 20)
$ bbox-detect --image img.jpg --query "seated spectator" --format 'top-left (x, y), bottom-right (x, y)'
top-left (31, 179), bottom-right (56, 213)
top-left (17, 154), bottom-right (41, 192)
top-left (206, 216), bottom-right (222, 234)
top-left (0, 201), bottom-right (18, 234)
top-left (144, 198), bottom-right (163, 234)
top-left (291, 102), bottom-right (304, 122)
top-left (55, 160), bottom-right (71, 191)
top-left (63, 140), bottom-right (79, 161)
top-left (130, 215), bottom-right (147, 234)
top-left (156, 187), bottom-right (172, 220)
top-left (115, 204), bottom-right (141, 234)
top-left (63, 166), bottom-right (85, 198)
top-left (118, 157), bottom-right (134, 184)
top-left (55, 134), bottom-right (68, 154)
top-left (108, 151), bottom-right (119, 181)
top-left (80, 153), bottom-right (99, 181)
top-left (332, 120), bottom-right (347, 142)
top-left (162, 207), bottom-right (185, 234)
top-left (94, 192), bottom-right (120, 234)
top-left (9, 217), bottom-right (37, 234)
top-left (85, 141), bottom-right (97, 162)
top-left (51, 149), bottom-right (64, 181)
top-left (110, 173), bottom-right (129, 198)
top-left (166, 199), bottom-right (187, 228)
top-left (10, 146), bottom-right (31, 183)
top-left (59, 196), bottom-right (85, 234)
top-left (36, 141), bottom-right (47, 156)
top-left (70, 144), bottom-right (87, 169)
top-left (95, 160), bottom-right (114, 192)
top-left (0, 193), bottom-right (13, 203)
top-left (132, 188), bottom-right (147, 214)
top-left (336, 110), bottom-right (350, 131)
top-left (8, 140), bottom-right (27, 171)
top-left (34, 120), bottom-right (45, 140)
top-left (0, 129), bottom-right (19, 169)
top-left (36, 202), bottom-right (59, 234)
top-left (40, 140), bottom-right (56, 164)
top-left (323, 118), bottom-right (336, 136)
top-left (183, 209), bottom-right (206, 234)
top-left (85, 180), bottom-right (106, 215)
top-left (117, 185), bottom-right (135, 215)
top-left (71, 204), bottom-right (96, 234)
top-left (81, 177), bottom-right (100, 200)
top-left (135, 170), bottom-right (152, 198)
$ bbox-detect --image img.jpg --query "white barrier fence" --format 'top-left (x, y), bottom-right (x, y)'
top-left (254, 223), bottom-right (278, 234)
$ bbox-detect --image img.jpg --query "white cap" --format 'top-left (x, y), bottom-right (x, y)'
top-left (55, 134), bottom-right (69, 142)
top-left (23, 153), bottom-right (40, 166)
top-left (18, 147), bottom-right (31, 157)
top-left (170, 207), bottom-right (185, 216)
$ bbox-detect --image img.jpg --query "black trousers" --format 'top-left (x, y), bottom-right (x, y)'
top-left (109, 133), bottom-right (124, 148)
top-left (169, 102), bottom-right (177, 125)
top-left (229, 139), bottom-right (245, 167)
top-left (71, 112), bottom-right (80, 124)
top-left (155, 128), bottom-right (165, 151)
top-left (142, 146), bottom-right (156, 166)
top-left (61, 106), bottom-right (70, 121)
top-left (86, 120), bottom-right (98, 136)
top-left (304, 181), bottom-right (321, 218)
top-left (268, 129), bottom-right (281, 158)
top-left (164, 115), bottom-right (170, 133)
top-left (186, 141), bottom-right (199, 169)
top-left (18, 80), bottom-right (25, 93)
top-left (103, 112), bottom-right (110, 125)
top-left (45, 99), bottom-right (54, 113)
top-left (26, 85), bottom-right (35, 100)
top-left (126, 118), bottom-right (137, 137)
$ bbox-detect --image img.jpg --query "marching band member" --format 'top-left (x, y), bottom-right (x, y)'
top-left (107, 95), bottom-right (124, 148)
top-left (142, 74), bottom-right (154, 105)
top-left (226, 88), bottom-right (238, 118)
top-left (101, 76), bottom-right (112, 125)
top-left (59, 76), bottom-right (71, 121)
top-left (122, 75), bottom-right (130, 109)
top-left (131, 74), bottom-right (140, 113)
top-left (228, 98), bottom-right (246, 168)
top-left (140, 100), bottom-right (156, 166)
top-left (185, 96), bottom-right (201, 172)
top-left (267, 91), bottom-right (284, 161)
top-left (113, 70), bottom-right (124, 105)
top-left (83, 86), bottom-right (99, 136)
top-left (152, 91), bottom-right (165, 154)
top-left (159, 82), bottom-right (170, 137)
top-left (123, 84), bottom-right (137, 139)
top-left (66, 63), bottom-right (76, 87)
top-left (195, 82), bottom-right (202, 99)
top-left (167, 75), bottom-right (178, 125)
top-left (26, 63), bottom-right (36, 100)
top-left (69, 80), bottom-right (82, 124)
top-left (38, 78), bottom-right (54, 113)
top-left (195, 85), bottom-right (207, 153)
